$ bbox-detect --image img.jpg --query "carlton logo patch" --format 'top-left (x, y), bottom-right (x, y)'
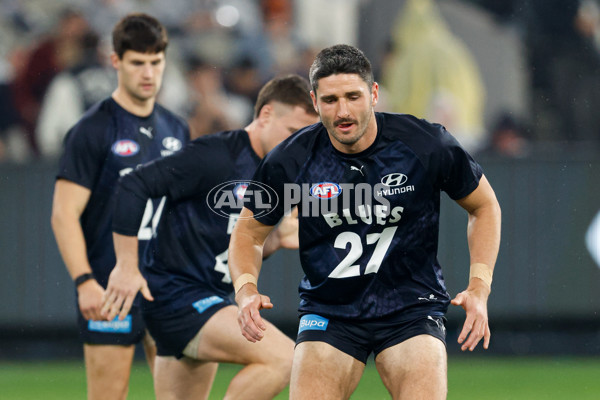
top-left (310, 182), bottom-right (342, 199)
top-left (112, 140), bottom-right (139, 156)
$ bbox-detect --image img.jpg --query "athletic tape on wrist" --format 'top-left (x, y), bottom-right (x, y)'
top-left (234, 273), bottom-right (258, 294)
top-left (469, 263), bottom-right (493, 288)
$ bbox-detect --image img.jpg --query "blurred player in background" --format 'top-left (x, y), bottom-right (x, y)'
top-left (100, 75), bottom-right (318, 399)
top-left (229, 44), bottom-right (501, 399)
top-left (50, 13), bottom-right (189, 400)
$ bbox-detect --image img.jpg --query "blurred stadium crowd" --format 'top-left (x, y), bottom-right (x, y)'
top-left (0, 0), bottom-right (599, 162)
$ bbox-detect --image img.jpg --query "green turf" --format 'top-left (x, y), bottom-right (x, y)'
top-left (1, 357), bottom-right (599, 399)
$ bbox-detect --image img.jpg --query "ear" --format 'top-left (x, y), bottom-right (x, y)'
top-left (310, 90), bottom-right (318, 113)
top-left (257, 103), bottom-right (274, 126)
top-left (371, 82), bottom-right (379, 107)
top-left (110, 52), bottom-right (120, 70)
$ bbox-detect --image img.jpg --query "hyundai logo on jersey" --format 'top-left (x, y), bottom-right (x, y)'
top-left (162, 136), bottom-right (182, 151)
top-left (233, 182), bottom-right (249, 200)
top-left (298, 314), bottom-right (329, 333)
top-left (310, 182), bottom-right (342, 199)
top-left (381, 173), bottom-right (408, 187)
top-left (111, 139), bottom-right (140, 156)
top-left (88, 315), bottom-right (132, 333)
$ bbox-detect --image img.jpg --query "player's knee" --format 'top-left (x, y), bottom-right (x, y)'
top-left (263, 347), bottom-right (293, 388)
top-left (271, 350), bottom-right (293, 379)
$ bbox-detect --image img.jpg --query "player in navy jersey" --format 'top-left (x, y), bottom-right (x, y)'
top-left (50, 14), bottom-right (189, 400)
top-left (229, 44), bottom-right (502, 399)
top-left (100, 75), bottom-right (318, 399)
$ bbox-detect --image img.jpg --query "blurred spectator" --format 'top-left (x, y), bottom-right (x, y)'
top-left (381, 0), bottom-right (486, 152)
top-left (223, 56), bottom-right (263, 106)
top-left (236, 0), bottom-right (307, 81)
top-left (479, 113), bottom-right (530, 158)
top-left (0, 51), bottom-right (22, 161)
top-left (35, 31), bottom-right (115, 158)
top-left (11, 8), bottom-right (90, 157)
top-left (185, 56), bottom-right (253, 139)
top-left (527, 0), bottom-right (600, 143)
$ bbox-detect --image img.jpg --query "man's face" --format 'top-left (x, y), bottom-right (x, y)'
top-left (311, 73), bottom-right (378, 152)
top-left (112, 50), bottom-right (166, 103)
top-left (263, 103), bottom-right (318, 154)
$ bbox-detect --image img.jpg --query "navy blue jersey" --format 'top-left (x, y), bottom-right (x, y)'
top-left (246, 112), bottom-right (482, 321)
top-left (57, 97), bottom-right (189, 287)
top-left (112, 130), bottom-right (260, 312)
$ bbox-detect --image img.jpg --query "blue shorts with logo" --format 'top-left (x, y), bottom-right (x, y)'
top-left (296, 312), bottom-right (447, 364)
top-left (143, 295), bottom-right (232, 358)
top-left (77, 305), bottom-right (147, 346)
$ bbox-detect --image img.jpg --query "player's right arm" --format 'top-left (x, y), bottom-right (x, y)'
top-left (101, 159), bottom-right (173, 321)
top-left (228, 207), bottom-right (277, 342)
top-left (102, 139), bottom-right (217, 320)
top-left (51, 179), bottom-right (105, 321)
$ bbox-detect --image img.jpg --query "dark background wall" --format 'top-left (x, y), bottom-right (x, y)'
top-left (1, 150), bottom-right (599, 358)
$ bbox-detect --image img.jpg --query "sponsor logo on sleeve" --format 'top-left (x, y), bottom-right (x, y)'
top-left (111, 140), bottom-right (140, 156)
top-left (88, 315), bottom-right (132, 333)
top-left (298, 314), bottom-right (329, 333)
top-left (309, 182), bottom-right (342, 199)
top-left (192, 295), bottom-right (224, 314)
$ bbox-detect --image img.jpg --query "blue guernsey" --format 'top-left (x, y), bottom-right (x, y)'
top-left (57, 97), bottom-right (189, 287)
top-left (245, 112), bottom-right (482, 321)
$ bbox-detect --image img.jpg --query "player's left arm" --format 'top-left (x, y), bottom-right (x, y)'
top-left (102, 142), bottom-right (209, 320)
top-left (262, 207), bottom-right (299, 258)
top-left (451, 174), bottom-right (501, 351)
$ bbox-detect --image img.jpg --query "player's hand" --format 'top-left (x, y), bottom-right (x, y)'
top-left (451, 279), bottom-right (491, 351)
top-left (101, 261), bottom-right (153, 321)
top-left (77, 279), bottom-right (106, 321)
top-left (235, 284), bottom-right (273, 343)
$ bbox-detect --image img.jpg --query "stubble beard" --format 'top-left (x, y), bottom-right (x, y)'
top-left (324, 107), bottom-right (373, 147)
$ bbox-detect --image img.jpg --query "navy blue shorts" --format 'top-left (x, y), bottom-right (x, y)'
top-left (143, 295), bottom-right (232, 358)
top-left (77, 305), bottom-right (147, 346)
top-left (295, 313), bottom-right (447, 364)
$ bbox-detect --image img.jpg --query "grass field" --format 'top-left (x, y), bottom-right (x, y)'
top-left (1, 357), bottom-right (599, 399)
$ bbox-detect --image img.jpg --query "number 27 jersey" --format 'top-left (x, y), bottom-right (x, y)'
top-left (246, 112), bottom-right (483, 321)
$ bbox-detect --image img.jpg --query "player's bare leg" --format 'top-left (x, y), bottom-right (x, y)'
top-left (141, 330), bottom-right (157, 375)
top-left (84, 344), bottom-right (135, 400)
top-left (290, 342), bottom-right (364, 400)
top-left (375, 334), bottom-right (447, 400)
top-left (154, 356), bottom-right (218, 400)
top-left (192, 305), bottom-right (294, 400)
